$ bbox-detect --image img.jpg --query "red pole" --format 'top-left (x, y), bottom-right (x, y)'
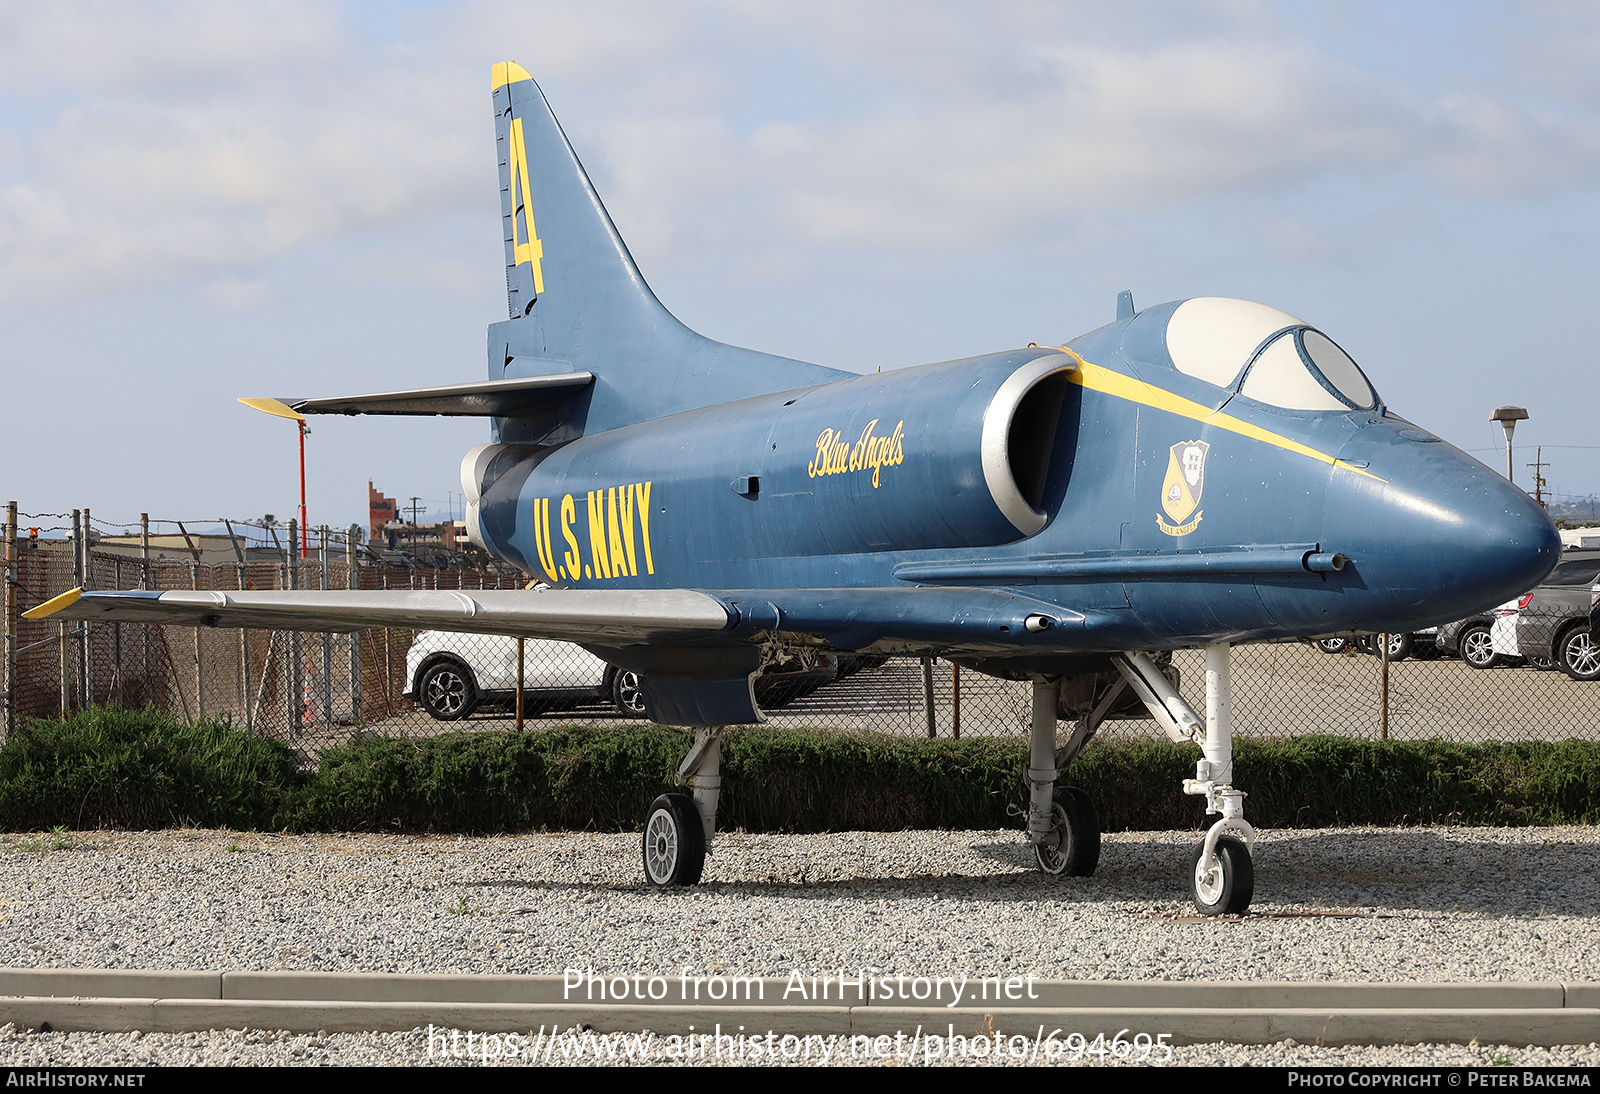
top-left (298, 420), bottom-right (309, 558)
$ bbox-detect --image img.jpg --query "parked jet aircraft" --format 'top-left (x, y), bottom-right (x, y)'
top-left (28, 63), bottom-right (1559, 914)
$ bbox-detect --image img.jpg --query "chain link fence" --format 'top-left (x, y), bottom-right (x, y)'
top-left (6, 505), bottom-right (1600, 755)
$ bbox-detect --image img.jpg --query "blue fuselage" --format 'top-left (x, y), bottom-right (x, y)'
top-left (472, 307), bottom-right (1558, 660)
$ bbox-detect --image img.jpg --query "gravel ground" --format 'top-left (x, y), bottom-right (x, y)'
top-left (0, 824), bottom-right (1597, 1067)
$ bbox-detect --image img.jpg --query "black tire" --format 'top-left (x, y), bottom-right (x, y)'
top-left (1559, 625), bottom-right (1600, 682)
top-left (1315, 638), bottom-right (1350, 654)
top-left (611, 669), bottom-right (646, 716)
top-left (1459, 624), bottom-right (1501, 670)
top-left (1034, 786), bottom-right (1100, 877)
top-left (417, 659), bottom-right (478, 721)
top-left (642, 793), bottom-right (705, 887)
top-left (1189, 835), bottom-right (1254, 916)
top-left (1379, 633), bottom-right (1414, 661)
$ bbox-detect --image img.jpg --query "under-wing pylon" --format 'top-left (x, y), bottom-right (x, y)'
top-left (28, 62), bottom-right (1560, 913)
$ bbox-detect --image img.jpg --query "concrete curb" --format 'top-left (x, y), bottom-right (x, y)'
top-left (1, 969), bottom-right (1597, 1046)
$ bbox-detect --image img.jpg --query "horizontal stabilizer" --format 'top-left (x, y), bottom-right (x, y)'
top-left (239, 373), bottom-right (593, 418)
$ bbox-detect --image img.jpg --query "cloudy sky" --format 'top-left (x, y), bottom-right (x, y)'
top-left (4, 0), bottom-right (1600, 537)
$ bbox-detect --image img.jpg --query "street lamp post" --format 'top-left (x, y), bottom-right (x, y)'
top-left (1490, 406), bottom-right (1528, 485)
top-left (239, 398), bottom-right (311, 558)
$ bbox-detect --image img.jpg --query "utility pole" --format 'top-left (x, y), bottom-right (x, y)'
top-left (1527, 447), bottom-right (1549, 508)
top-left (405, 497), bottom-right (425, 555)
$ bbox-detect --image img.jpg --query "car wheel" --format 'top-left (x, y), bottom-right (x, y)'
top-left (611, 669), bottom-right (646, 716)
top-left (418, 659), bottom-right (478, 720)
top-left (1559, 627), bottom-right (1600, 682)
top-left (1460, 625), bottom-right (1501, 670)
top-left (1315, 638), bottom-right (1350, 654)
top-left (1380, 633), bottom-right (1414, 661)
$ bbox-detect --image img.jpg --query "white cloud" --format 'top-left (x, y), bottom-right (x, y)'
top-left (4, 1), bottom-right (1600, 301)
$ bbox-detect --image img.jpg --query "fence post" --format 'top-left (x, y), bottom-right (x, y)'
top-left (223, 519), bottom-right (251, 734)
top-left (951, 662), bottom-right (961, 739)
top-left (515, 637), bottom-right (525, 731)
top-left (191, 556), bottom-right (203, 719)
top-left (383, 570), bottom-right (394, 716)
top-left (71, 510), bottom-right (87, 710)
top-left (319, 525), bottom-right (332, 726)
top-left (347, 525), bottom-right (361, 728)
top-left (4, 501), bottom-right (17, 739)
top-left (81, 507), bottom-right (93, 708)
top-left (921, 655), bottom-right (937, 738)
top-left (1379, 633), bottom-right (1390, 741)
top-left (139, 513), bottom-right (151, 705)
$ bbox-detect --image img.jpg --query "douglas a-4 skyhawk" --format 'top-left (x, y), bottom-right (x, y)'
top-left (29, 64), bottom-right (1558, 914)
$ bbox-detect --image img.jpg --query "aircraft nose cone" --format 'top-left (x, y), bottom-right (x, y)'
top-left (1325, 432), bottom-right (1559, 630)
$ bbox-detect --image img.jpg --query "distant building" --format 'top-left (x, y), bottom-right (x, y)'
top-left (383, 519), bottom-right (468, 553)
top-left (369, 481), bottom-right (399, 542)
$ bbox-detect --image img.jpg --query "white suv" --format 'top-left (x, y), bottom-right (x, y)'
top-left (404, 632), bottom-right (642, 720)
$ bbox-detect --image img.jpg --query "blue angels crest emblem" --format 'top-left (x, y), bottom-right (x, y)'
top-left (1158, 439), bottom-right (1209, 536)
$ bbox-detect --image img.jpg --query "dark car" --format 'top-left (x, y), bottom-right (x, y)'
top-left (1435, 613), bottom-right (1506, 668)
top-left (1510, 550), bottom-right (1600, 681)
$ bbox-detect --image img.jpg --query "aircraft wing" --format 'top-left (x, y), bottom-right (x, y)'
top-left (22, 586), bottom-right (732, 645)
top-left (24, 584), bottom-right (1091, 649)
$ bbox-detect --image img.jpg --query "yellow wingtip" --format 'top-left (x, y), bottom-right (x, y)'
top-left (23, 587), bottom-right (81, 620)
top-left (492, 62), bottom-right (532, 91)
top-left (237, 397), bottom-right (304, 421)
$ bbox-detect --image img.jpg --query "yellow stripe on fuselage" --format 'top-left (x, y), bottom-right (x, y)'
top-left (1047, 347), bottom-right (1387, 484)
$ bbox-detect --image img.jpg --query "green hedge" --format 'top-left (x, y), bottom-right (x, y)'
top-left (2, 708), bottom-right (1599, 833)
top-left (0, 706), bottom-right (305, 830)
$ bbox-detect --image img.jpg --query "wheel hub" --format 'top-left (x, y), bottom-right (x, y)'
top-left (644, 811), bottom-right (678, 882)
top-left (1194, 854), bottom-right (1224, 905)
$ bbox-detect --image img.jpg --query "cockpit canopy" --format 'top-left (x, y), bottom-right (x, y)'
top-left (1164, 297), bottom-right (1378, 412)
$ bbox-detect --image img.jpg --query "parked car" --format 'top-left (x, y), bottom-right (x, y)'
top-left (405, 632), bottom-right (642, 720)
top-left (1436, 612), bottom-right (1504, 669)
top-left (1311, 630), bottom-right (1440, 660)
top-left (1509, 550), bottom-right (1600, 681)
top-left (405, 632), bottom-right (839, 720)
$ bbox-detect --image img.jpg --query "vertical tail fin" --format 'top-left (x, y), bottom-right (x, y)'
top-left (493, 62), bottom-right (662, 330)
top-left (489, 64), bottom-right (847, 435)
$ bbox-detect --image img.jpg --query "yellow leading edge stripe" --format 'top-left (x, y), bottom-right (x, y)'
top-left (23, 587), bottom-right (81, 621)
top-left (1048, 347), bottom-right (1387, 484)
